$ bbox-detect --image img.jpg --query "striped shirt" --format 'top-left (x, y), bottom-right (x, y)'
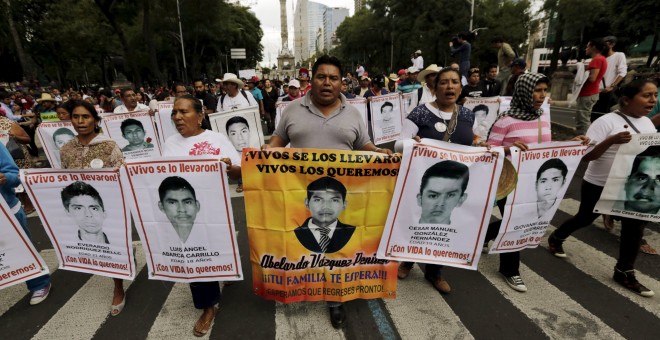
top-left (487, 115), bottom-right (551, 147)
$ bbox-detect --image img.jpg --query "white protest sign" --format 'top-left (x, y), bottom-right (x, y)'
top-left (346, 97), bottom-right (368, 126)
top-left (209, 106), bottom-right (265, 152)
top-left (122, 158), bottom-right (243, 282)
top-left (377, 139), bottom-right (504, 269)
top-left (402, 92), bottom-right (418, 116)
top-left (274, 101), bottom-right (290, 129)
top-left (595, 134), bottom-right (660, 222)
top-left (463, 96), bottom-right (500, 141)
top-left (0, 129), bottom-right (9, 145)
top-left (370, 93), bottom-right (403, 145)
top-left (0, 198), bottom-right (49, 290)
top-left (101, 110), bottom-right (161, 160)
top-left (20, 169), bottom-right (136, 280)
top-left (36, 121), bottom-right (77, 169)
top-left (490, 141), bottom-right (587, 253)
top-left (156, 101), bottom-right (177, 147)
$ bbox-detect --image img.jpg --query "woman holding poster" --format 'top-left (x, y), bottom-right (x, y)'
top-left (59, 100), bottom-right (128, 315)
top-left (163, 94), bottom-right (241, 337)
top-left (397, 67), bottom-right (477, 294)
top-left (549, 79), bottom-right (658, 297)
top-left (0, 143), bottom-right (52, 305)
top-left (486, 73), bottom-right (588, 293)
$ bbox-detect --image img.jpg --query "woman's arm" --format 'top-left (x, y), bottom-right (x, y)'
top-left (9, 121), bottom-right (31, 144)
top-left (583, 131), bottom-right (631, 162)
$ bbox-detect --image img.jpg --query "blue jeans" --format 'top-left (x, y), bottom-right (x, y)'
top-left (15, 208), bottom-right (51, 292)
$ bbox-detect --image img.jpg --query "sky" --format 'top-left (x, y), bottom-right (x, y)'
top-left (248, 0), bottom-right (355, 67)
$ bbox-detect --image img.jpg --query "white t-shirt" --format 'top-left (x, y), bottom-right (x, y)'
top-left (219, 91), bottom-right (256, 112)
top-left (163, 130), bottom-right (241, 166)
top-left (584, 112), bottom-right (655, 186)
top-left (600, 52), bottom-right (627, 89)
top-left (113, 103), bottom-right (150, 113)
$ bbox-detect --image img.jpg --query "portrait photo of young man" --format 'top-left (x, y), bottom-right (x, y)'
top-left (294, 177), bottom-right (356, 254)
top-left (61, 181), bottom-right (109, 244)
top-left (158, 176), bottom-right (201, 244)
top-left (417, 160), bottom-right (470, 225)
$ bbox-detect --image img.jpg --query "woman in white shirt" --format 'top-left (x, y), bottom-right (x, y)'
top-left (163, 95), bottom-right (241, 336)
top-left (549, 79), bottom-right (658, 298)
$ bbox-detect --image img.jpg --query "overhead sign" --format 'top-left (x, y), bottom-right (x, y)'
top-left (231, 48), bottom-right (246, 60)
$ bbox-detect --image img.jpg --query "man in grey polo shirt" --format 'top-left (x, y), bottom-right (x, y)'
top-left (265, 55), bottom-right (391, 328)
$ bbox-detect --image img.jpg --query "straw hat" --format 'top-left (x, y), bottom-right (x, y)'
top-left (496, 158), bottom-right (518, 200)
top-left (388, 73), bottom-right (399, 81)
top-left (417, 64), bottom-right (441, 81)
top-left (36, 93), bottom-right (57, 103)
top-left (221, 73), bottom-right (244, 87)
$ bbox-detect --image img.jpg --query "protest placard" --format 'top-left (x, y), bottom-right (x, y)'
top-left (36, 121), bottom-right (77, 169)
top-left (346, 97), bottom-right (368, 126)
top-left (156, 101), bottom-right (177, 147)
top-left (243, 148), bottom-right (399, 303)
top-left (121, 157), bottom-right (242, 282)
top-left (402, 92), bottom-right (418, 116)
top-left (21, 169), bottom-right (136, 279)
top-left (377, 139), bottom-right (504, 270)
top-left (100, 110), bottom-right (161, 160)
top-left (595, 134), bottom-right (660, 222)
top-left (0, 198), bottom-right (49, 290)
top-left (370, 93), bottom-right (403, 145)
top-left (489, 142), bottom-right (587, 253)
top-left (463, 96), bottom-right (500, 141)
top-left (274, 101), bottom-right (290, 129)
top-left (209, 106), bottom-right (264, 152)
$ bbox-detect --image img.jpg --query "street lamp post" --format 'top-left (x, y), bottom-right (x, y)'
top-left (176, 0), bottom-right (187, 82)
top-left (469, 0), bottom-right (474, 31)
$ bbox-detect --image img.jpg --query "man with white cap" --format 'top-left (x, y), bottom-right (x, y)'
top-left (397, 67), bottom-right (422, 94)
top-left (411, 50), bottom-right (424, 70)
top-left (218, 73), bottom-right (257, 112)
top-left (281, 80), bottom-right (302, 102)
top-left (417, 64), bottom-right (441, 104)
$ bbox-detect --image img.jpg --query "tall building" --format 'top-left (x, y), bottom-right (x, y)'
top-left (354, 0), bottom-right (367, 11)
top-left (323, 7), bottom-right (349, 53)
top-left (293, 0), bottom-right (328, 64)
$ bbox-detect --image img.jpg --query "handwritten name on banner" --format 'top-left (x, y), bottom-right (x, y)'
top-left (243, 148), bottom-right (399, 303)
top-left (377, 139), bottom-right (504, 270)
top-left (0, 198), bottom-right (49, 290)
top-left (595, 134), bottom-right (660, 222)
top-left (490, 142), bottom-right (587, 253)
top-left (20, 169), bottom-right (135, 280)
top-left (121, 157), bottom-right (242, 283)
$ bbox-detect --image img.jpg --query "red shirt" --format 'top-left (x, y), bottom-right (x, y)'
top-left (579, 55), bottom-right (608, 97)
top-left (300, 83), bottom-right (312, 96)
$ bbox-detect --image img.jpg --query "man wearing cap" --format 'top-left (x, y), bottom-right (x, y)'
top-left (247, 76), bottom-right (266, 119)
top-left (492, 36), bottom-right (516, 87)
top-left (353, 76), bottom-right (371, 97)
top-left (396, 69), bottom-right (407, 86)
top-left (114, 88), bottom-right (150, 113)
top-left (219, 73), bottom-right (257, 112)
top-left (265, 55), bottom-right (392, 329)
top-left (397, 67), bottom-right (422, 94)
top-left (281, 80), bottom-right (302, 102)
top-left (34, 93), bottom-right (59, 122)
top-left (411, 50), bottom-right (424, 70)
top-left (298, 68), bottom-right (312, 96)
top-left (592, 36), bottom-right (627, 121)
top-left (503, 58), bottom-right (527, 96)
top-left (417, 64), bottom-right (440, 104)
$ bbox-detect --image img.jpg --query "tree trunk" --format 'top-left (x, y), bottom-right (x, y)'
top-left (548, 12), bottom-right (564, 76)
top-left (142, 0), bottom-right (162, 84)
top-left (5, 0), bottom-right (34, 80)
top-left (94, 0), bottom-right (142, 86)
top-left (647, 28), bottom-right (658, 68)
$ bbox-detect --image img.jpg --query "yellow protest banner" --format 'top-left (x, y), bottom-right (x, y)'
top-left (243, 148), bottom-right (400, 303)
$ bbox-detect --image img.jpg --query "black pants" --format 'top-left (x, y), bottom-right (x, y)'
top-left (554, 180), bottom-right (645, 271)
top-left (485, 199), bottom-right (521, 277)
top-left (189, 281), bottom-right (221, 309)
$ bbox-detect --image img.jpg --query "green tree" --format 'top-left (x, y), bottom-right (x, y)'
top-left (609, 0), bottom-right (659, 68)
